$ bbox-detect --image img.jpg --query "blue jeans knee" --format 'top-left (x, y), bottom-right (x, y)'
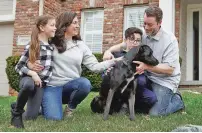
top-left (149, 83), bottom-right (184, 116)
top-left (63, 77), bottom-right (92, 109)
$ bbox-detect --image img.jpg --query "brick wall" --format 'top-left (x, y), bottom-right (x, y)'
top-left (12, 0), bottom-right (40, 56)
top-left (175, 0), bottom-right (180, 41)
top-left (43, 0), bottom-right (62, 17)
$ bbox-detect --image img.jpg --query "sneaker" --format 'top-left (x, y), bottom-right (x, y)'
top-left (64, 105), bottom-right (74, 117)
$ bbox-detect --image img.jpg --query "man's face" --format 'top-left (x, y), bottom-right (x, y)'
top-left (143, 14), bottom-right (161, 36)
top-left (125, 33), bottom-right (141, 50)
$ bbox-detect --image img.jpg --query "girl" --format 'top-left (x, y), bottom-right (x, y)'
top-left (11, 15), bottom-right (56, 128)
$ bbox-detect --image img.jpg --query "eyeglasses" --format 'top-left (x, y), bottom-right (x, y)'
top-left (129, 39), bottom-right (141, 43)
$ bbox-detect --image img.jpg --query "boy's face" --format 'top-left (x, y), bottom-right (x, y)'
top-left (125, 33), bottom-right (141, 50)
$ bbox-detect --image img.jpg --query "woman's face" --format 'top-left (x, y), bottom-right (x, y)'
top-left (65, 16), bottom-right (80, 37)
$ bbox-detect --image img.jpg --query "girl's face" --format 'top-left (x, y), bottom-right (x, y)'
top-left (65, 16), bottom-right (80, 37)
top-left (125, 33), bottom-right (142, 50)
top-left (40, 19), bottom-right (56, 38)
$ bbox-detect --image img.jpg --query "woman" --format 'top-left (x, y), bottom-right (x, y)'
top-left (12, 15), bottom-right (56, 128)
top-left (28, 12), bottom-right (119, 120)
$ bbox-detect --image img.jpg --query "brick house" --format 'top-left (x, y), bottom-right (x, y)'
top-left (0, 0), bottom-right (201, 95)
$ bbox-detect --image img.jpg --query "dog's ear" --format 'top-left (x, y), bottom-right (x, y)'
top-left (124, 46), bottom-right (140, 62)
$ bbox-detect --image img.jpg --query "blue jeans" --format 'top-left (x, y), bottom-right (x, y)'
top-left (42, 77), bottom-right (92, 120)
top-left (135, 74), bottom-right (157, 113)
top-left (149, 82), bottom-right (184, 116)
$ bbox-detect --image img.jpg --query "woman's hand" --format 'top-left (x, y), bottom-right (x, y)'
top-left (103, 50), bottom-right (114, 61)
top-left (28, 60), bottom-right (44, 73)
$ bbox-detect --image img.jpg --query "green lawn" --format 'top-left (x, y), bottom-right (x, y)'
top-left (0, 91), bottom-right (202, 132)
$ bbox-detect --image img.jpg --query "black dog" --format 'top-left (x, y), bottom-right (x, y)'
top-left (91, 45), bottom-right (159, 120)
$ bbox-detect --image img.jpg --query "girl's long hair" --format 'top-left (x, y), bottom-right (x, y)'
top-left (51, 12), bottom-right (81, 53)
top-left (29, 15), bottom-right (54, 63)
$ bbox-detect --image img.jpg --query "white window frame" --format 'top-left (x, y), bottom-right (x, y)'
top-left (80, 9), bottom-right (104, 53)
top-left (0, 0), bottom-right (16, 22)
top-left (186, 4), bottom-right (202, 81)
top-left (123, 6), bottom-right (148, 38)
top-left (159, 0), bottom-right (175, 33)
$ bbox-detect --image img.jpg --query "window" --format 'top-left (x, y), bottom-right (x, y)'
top-left (0, 0), bottom-right (16, 22)
top-left (81, 10), bottom-right (104, 53)
top-left (124, 6), bottom-right (148, 36)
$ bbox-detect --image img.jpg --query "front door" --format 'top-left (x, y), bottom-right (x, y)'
top-left (187, 4), bottom-right (202, 81)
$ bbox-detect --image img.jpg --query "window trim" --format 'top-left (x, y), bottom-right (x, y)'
top-left (0, 0), bottom-right (16, 22)
top-left (123, 6), bottom-right (148, 39)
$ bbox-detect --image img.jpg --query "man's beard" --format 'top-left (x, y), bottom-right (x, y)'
top-left (146, 29), bottom-right (158, 37)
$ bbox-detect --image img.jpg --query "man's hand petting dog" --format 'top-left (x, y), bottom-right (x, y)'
top-left (133, 61), bottom-right (149, 75)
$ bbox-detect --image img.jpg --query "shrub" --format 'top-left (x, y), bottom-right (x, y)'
top-left (6, 54), bottom-right (103, 92)
top-left (6, 56), bottom-right (20, 92)
top-left (179, 56), bottom-right (182, 66)
top-left (81, 53), bottom-right (103, 92)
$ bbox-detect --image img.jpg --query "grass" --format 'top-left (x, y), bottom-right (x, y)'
top-left (0, 91), bottom-right (202, 132)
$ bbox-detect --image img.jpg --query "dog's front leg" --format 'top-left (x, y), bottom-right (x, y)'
top-left (128, 78), bottom-right (137, 121)
top-left (103, 89), bottom-right (115, 120)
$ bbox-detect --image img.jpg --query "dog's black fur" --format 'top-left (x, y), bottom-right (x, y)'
top-left (90, 45), bottom-right (159, 120)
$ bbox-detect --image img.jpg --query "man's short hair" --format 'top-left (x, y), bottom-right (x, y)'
top-left (145, 6), bottom-right (163, 23)
top-left (125, 27), bottom-right (143, 39)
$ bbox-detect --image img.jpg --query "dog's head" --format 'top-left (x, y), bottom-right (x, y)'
top-left (90, 96), bottom-right (105, 113)
top-left (135, 45), bottom-right (159, 66)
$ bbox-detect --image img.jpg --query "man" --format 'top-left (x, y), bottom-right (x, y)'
top-left (103, 6), bottom-right (184, 116)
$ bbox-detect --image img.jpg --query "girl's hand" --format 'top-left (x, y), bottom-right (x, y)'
top-left (31, 73), bottom-right (42, 88)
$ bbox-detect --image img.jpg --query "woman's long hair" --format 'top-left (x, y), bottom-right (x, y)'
top-left (29, 15), bottom-right (54, 63)
top-left (51, 12), bottom-right (81, 53)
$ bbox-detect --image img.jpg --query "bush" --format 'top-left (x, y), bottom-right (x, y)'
top-left (81, 53), bottom-right (103, 92)
top-left (6, 54), bottom-right (103, 92)
top-left (179, 56), bottom-right (182, 66)
top-left (6, 56), bottom-right (20, 92)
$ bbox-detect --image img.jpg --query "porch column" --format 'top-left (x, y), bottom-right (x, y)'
top-left (159, 0), bottom-right (175, 33)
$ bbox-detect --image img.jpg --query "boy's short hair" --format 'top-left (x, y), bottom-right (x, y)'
top-left (125, 27), bottom-right (143, 39)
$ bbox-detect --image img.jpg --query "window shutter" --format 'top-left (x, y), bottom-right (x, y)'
top-left (82, 10), bottom-right (103, 53)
